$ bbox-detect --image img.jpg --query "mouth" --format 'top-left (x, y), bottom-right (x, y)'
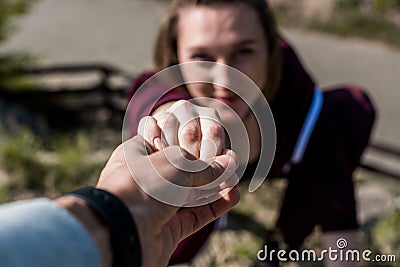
top-left (215, 95), bottom-right (240, 105)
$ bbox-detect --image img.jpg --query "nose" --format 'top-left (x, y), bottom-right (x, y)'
top-left (211, 61), bottom-right (231, 91)
top-left (210, 60), bottom-right (252, 99)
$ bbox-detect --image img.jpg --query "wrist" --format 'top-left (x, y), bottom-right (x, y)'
top-left (64, 187), bottom-right (142, 267)
top-left (54, 196), bottom-right (111, 267)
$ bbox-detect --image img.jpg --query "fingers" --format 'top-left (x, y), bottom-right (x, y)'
top-left (145, 144), bottom-right (238, 207)
top-left (178, 119), bottom-right (201, 158)
top-left (182, 149), bottom-right (238, 205)
top-left (176, 187), bottom-right (240, 240)
top-left (170, 101), bottom-right (225, 159)
top-left (213, 149), bottom-right (239, 172)
top-left (190, 149), bottom-right (238, 187)
top-left (184, 173), bottom-right (239, 206)
top-left (199, 109), bottom-right (225, 160)
top-left (137, 116), bottom-right (163, 151)
top-left (122, 135), bottom-right (238, 193)
top-left (153, 112), bottom-right (179, 147)
top-left (169, 100), bottom-right (202, 157)
top-left (104, 135), bottom-right (149, 165)
top-left (138, 101), bottom-right (225, 161)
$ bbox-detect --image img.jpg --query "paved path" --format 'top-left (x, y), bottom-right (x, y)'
top-left (3, 0), bottom-right (399, 147)
top-left (1, 0), bottom-right (169, 73)
top-left (2, 0), bottom-right (400, 220)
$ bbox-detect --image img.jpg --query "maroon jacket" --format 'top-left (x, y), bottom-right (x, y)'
top-left (127, 38), bottom-right (375, 262)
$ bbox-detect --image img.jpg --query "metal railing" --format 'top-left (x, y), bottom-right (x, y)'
top-left (1, 63), bottom-right (399, 181)
top-left (1, 63), bottom-right (134, 114)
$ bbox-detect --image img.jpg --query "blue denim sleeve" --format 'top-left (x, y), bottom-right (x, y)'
top-left (0, 198), bottom-right (103, 267)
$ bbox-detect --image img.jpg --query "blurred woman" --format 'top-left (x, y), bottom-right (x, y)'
top-left (127, 0), bottom-right (375, 266)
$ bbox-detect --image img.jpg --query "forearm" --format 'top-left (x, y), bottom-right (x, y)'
top-left (0, 198), bottom-right (103, 267)
top-left (54, 196), bottom-right (111, 267)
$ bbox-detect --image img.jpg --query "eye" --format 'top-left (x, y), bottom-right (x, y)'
top-left (191, 53), bottom-right (212, 61)
top-left (236, 48), bottom-right (253, 57)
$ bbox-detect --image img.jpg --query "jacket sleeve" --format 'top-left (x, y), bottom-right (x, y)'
top-left (0, 198), bottom-right (102, 267)
top-left (126, 71), bottom-right (190, 136)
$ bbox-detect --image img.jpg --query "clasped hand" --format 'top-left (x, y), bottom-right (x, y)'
top-left (137, 100), bottom-right (238, 205)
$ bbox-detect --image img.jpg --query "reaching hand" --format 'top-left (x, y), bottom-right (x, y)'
top-left (96, 135), bottom-right (239, 267)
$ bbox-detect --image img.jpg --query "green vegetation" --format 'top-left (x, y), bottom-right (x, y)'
top-left (0, 0), bottom-right (36, 90)
top-left (0, 128), bottom-right (115, 203)
top-left (0, 54), bottom-right (35, 90)
top-left (371, 209), bottom-right (400, 263)
top-left (0, 0), bottom-right (34, 42)
top-left (273, 0), bottom-right (400, 49)
top-left (0, 129), bottom-right (46, 191)
top-left (0, 0), bottom-right (116, 202)
top-left (370, 0), bottom-right (400, 13)
top-left (310, 9), bottom-right (400, 48)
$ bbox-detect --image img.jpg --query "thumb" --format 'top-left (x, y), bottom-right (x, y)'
top-left (191, 149), bottom-right (239, 189)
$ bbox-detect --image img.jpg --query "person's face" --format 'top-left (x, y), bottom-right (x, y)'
top-left (177, 3), bottom-right (268, 122)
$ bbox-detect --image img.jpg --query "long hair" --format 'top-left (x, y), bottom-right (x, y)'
top-left (154, 0), bottom-right (282, 101)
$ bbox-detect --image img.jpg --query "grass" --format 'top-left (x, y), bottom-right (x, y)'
top-left (0, 129), bottom-right (46, 191)
top-left (308, 11), bottom-right (400, 49)
top-left (0, 128), bottom-right (116, 203)
top-left (272, 2), bottom-right (400, 50)
top-left (1, 124), bottom-right (399, 266)
top-left (180, 175), bottom-right (400, 267)
top-left (371, 210), bottom-right (400, 263)
top-left (0, 54), bottom-right (36, 91)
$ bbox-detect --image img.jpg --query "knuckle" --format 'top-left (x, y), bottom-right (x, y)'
top-left (138, 116), bottom-right (155, 134)
top-left (153, 112), bottom-right (168, 122)
top-left (138, 115), bottom-right (153, 125)
top-left (180, 122), bottom-right (201, 142)
top-left (171, 100), bottom-right (191, 109)
top-left (159, 113), bottom-right (178, 129)
top-left (206, 123), bottom-right (224, 139)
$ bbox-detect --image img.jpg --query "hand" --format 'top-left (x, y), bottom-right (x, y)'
top-left (138, 100), bottom-right (225, 160)
top-left (96, 135), bottom-right (240, 267)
